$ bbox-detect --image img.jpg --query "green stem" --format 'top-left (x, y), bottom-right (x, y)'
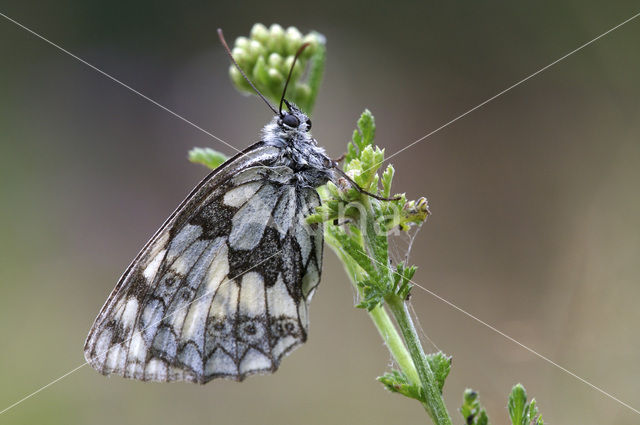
top-left (368, 304), bottom-right (420, 384)
top-left (325, 230), bottom-right (419, 385)
top-left (386, 295), bottom-right (453, 425)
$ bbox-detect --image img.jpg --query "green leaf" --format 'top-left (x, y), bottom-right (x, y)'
top-left (393, 263), bottom-right (416, 299)
top-left (357, 109), bottom-right (375, 148)
top-left (508, 384), bottom-right (527, 425)
top-left (381, 165), bottom-right (395, 198)
top-left (476, 411), bottom-right (489, 425)
top-left (426, 352), bottom-right (451, 394)
top-left (188, 147), bottom-right (228, 170)
top-left (378, 370), bottom-right (424, 401)
top-left (460, 389), bottom-right (491, 425)
top-left (346, 140), bottom-right (359, 163)
top-left (345, 109), bottom-right (376, 164)
top-left (508, 384), bottom-right (543, 425)
top-left (356, 279), bottom-right (387, 311)
top-left (328, 229), bottom-right (378, 279)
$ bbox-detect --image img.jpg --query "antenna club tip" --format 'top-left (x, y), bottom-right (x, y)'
top-left (297, 42), bottom-right (311, 54)
top-left (218, 29), bottom-right (230, 50)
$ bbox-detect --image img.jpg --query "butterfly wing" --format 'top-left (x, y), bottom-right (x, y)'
top-left (84, 142), bottom-right (323, 383)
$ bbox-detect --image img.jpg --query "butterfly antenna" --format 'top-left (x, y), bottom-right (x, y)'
top-left (217, 29), bottom-right (278, 115)
top-left (279, 42), bottom-right (310, 115)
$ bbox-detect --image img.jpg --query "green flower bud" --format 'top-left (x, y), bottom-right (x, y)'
top-left (302, 33), bottom-right (323, 58)
top-left (235, 36), bottom-right (250, 49)
top-left (250, 23), bottom-right (269, 44)
top-left (268, 52), bottom-right (283, 68)
top-left (226, 23), bottom-right (326, 114)
top-left (252, 56), bottom-right (269, 87)
top-left (294, 83), bottom-right (311, 105)
top-left (231, 46), bottom-right (244, 60)
top-left (247, 39), bottom-right (264, 59)
top-left (284, 26), bottom-right (303, 55)
top-left (267, 67), bottom-right (284, 83)
top-left (267, 24), bottom-right (285, 52)
top-left (229, 66), bottom-right (250, 92)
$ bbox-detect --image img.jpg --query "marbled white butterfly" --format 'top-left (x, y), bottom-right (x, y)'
top-left (84, 29), bottom-right (392, 383)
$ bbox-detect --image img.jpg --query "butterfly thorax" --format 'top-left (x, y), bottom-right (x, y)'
top-left (261, 107), bottom-right (334, 188)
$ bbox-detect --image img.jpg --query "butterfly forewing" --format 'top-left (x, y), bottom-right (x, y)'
top-left (84, 142), bottom-right (323, 383)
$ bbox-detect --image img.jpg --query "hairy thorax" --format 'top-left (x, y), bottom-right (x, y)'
top-left (261, 114), bottom-right (335, 188)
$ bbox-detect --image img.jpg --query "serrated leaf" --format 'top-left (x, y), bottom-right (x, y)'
top-left (357, 109), bottom-right (375, 148)
top-left (305, 212), bottom-right (324, 224)
top-left (426, 352), bottom-right (451, 393)
top-left (404, 265), bottom-right (417, 281)
top-left (461, 389), bottom-right (491, 425)
top-left (382, 165), bottom-right (395, 198)
top-left (477, 410), bottom-right (489, 425)
top-left (507, 384), bottom-right (543, 425)
top-left (356, 279), bottom-right (386, 311)
top-left (346, 141), bottom-right (358, 163)
top-left (188, 147), bottom-right (228, 170)
top-left (378, 370), bottom-right (424, 401)
top-left (326, 180), bottom-right (341, 198)
top-left (352, 127), bottom-right (363, 150)
top-left (508, 384), bottom-right (527, 425)
top-left (329, 230), bottom-right (378, 278)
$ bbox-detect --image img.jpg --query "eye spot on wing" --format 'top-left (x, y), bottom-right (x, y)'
top-left (270, 317), bottom-right (300, 338)
top-left (237, 317), bottom-right (267, 345)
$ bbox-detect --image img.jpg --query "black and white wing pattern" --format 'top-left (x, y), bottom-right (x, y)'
top-left (84, 142), bottom-right (324, 383)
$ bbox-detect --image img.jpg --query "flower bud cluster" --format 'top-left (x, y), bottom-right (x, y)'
top-left (229, 23), bottom-right (325, 112)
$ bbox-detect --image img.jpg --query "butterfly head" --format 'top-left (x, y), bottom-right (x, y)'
top-left (279, 100), bottom-right (312, 133)
top-left (262, 100), bottom-right (316, 148)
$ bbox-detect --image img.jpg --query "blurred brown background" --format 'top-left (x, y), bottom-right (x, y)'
top-left (1, 1), bottom-right (640, 424)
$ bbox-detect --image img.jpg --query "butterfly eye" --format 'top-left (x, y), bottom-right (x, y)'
top-left (282, 113), bottom-right (299, 127)
top-left (305, 119), bottom-right (312, 131)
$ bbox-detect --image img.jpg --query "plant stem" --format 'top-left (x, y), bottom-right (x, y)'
top-left (386, 295), bottom-right (453, 425)
top-left (325, 230), bottom-right (419, 385)
top-left (368, 304), bottom-right (420, 385)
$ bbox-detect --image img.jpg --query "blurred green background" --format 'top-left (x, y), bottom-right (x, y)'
top-left (1, 1), bottom-right (640, 424)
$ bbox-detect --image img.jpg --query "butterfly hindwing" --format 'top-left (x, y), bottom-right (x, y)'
top-left (84, 142), bottom-right (323, 383)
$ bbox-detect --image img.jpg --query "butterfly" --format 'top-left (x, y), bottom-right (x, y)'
top-left (84, 29), bottom-right (393, 383)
